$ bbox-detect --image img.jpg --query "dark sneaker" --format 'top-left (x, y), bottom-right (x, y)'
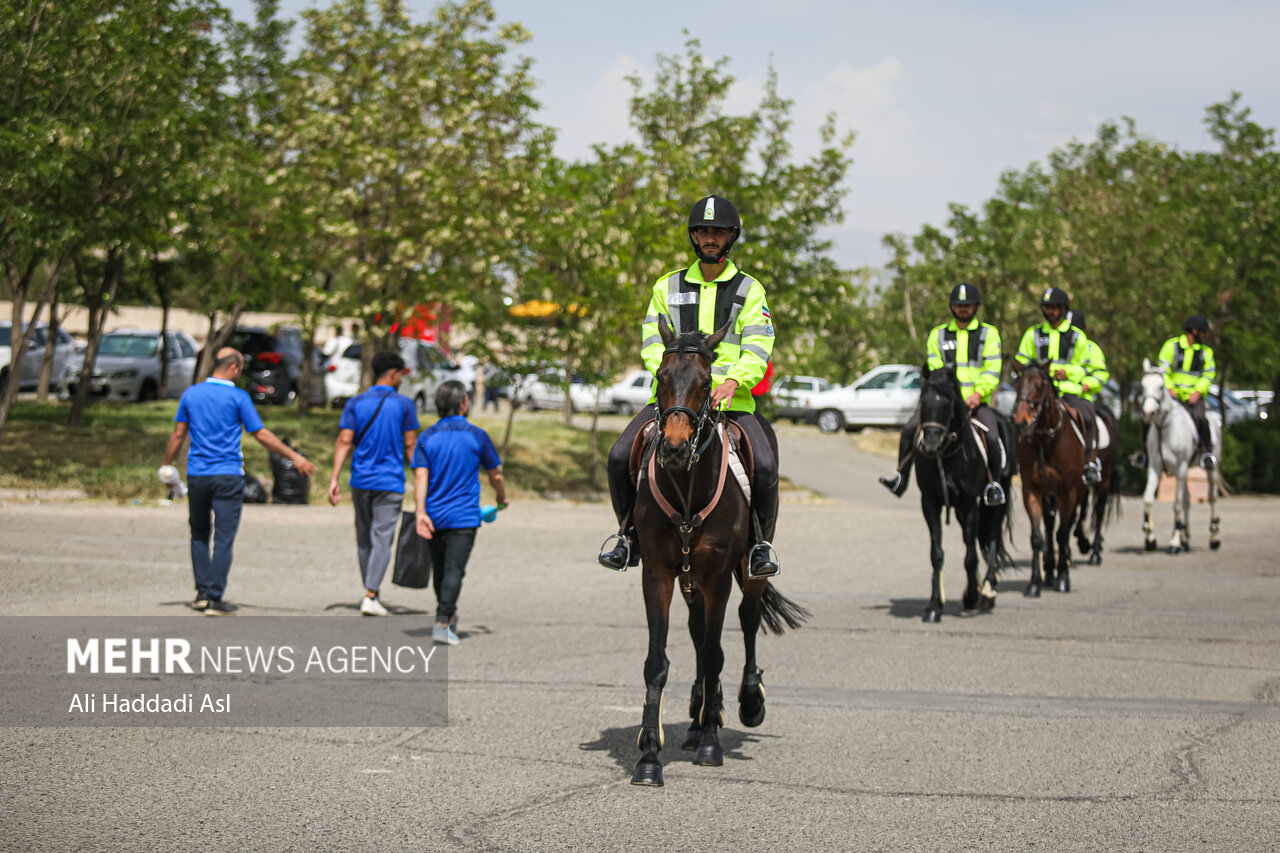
top-left (598, 533), bottom-right (635, 571)
top-left (1200, 452), bottom-right (1218, 471)
top-left (878, 472), bottom-right (908, 498)
top-left (1129, 451), bottom-right (1148, 469)
top-left (746, 542), bottom-right (780, 579)
top-left (204, 599), bottom-right (235, 616)
top-left (192, 593), bottom-right (210, 612)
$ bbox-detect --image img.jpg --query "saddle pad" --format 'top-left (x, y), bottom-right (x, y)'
top-left (1095, 417), bottom-right (1111, 451)
top-left (969, 421), bottom-right (1007, 473)
top-left (728, 439), bottom-right (751, 505)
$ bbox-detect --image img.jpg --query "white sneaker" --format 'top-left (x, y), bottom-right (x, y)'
top-left (432, 624), bottom-right (460, 646)
top-left (360, 596), bottom-right (388, 617)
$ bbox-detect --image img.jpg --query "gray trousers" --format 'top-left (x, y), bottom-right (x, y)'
top-left (352, 488), bottom-right (403, 593)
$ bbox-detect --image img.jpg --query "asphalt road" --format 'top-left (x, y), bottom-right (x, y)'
top-left (1, 424), bottom-right (1278, 852)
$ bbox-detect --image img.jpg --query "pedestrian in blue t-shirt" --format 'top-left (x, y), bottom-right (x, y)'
top-left (412, 380), bottom-right (507, 645)
top-left (327, 350), bottom-right (420, 616)
top-left (163, 348), bottom-right (317, 615)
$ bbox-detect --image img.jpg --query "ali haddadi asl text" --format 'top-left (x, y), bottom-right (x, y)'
top-left (67, 692), bottom-right (230, 715)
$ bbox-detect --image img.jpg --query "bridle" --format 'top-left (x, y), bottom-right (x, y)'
top-left (1015, 371), bottom-right (1063, 441)
top-left (655, 340), bottom-right (721, 471)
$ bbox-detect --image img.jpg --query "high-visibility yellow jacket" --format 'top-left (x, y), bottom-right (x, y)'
top-left (1157, 334), bottom-right (1215, 401)
top-left (1080, 338), bottom-right (1110, 402)
top-left (641, 261), bottom-right (774, 413)
top-left (1015, 318), bottom-right (1091, 397)
top-left (926, 318), bottom-right (1002, 405)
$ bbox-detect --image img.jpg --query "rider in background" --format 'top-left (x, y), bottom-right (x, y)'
top-left (1014, 287), bottom-right (1102, 486)
top-left (1070, 310), bottom-right (1114, 421)
top-left (880, 282), bottom-right (1006, 505)
top-left (1135, 315), bottom-right (1218, 470)
top-left (598, 195), bottom-right (780, 578)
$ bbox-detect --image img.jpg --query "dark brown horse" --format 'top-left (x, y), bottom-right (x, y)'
top-left (630, 317), bottom-right (807, 787)
top-left (1071, 404), bottom-right (1121, 565)
top-left (1011, 361), bottom-right (1088, 596)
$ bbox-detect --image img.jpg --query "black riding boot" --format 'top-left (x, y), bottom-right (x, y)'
top-left (1081, 417), bottom-right (1101, 486)
top-left (983, 439), bottom-right (1006, 506)
top-left (598, 525), bottom-right (639, 571)
top-left (1131, 422), bottom-right (1151, 468)
top-left (1195, 417), bottom-right (1217, 469)
top-left (879, 424), bottom-right (915, 497)
top-left (747, 477), bottom-right (780, 579)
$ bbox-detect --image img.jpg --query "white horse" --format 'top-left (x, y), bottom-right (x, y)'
top-left (1139, 359), bottom-right (1221, 553)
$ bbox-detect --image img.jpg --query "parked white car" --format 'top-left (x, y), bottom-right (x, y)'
top-left (607, 369), bottom-right (654, 415)
top-left (61, 329), bottom-right (198, 402)
top-left (807, 364), bottom-right (922, 433)
top-left (772, 375), bottom-right (836, 423)
top-left (0, 321), bottom-right (78, 396)
top-left (324, 339), bottom-right (460, 413)
top-left (518, 369), bottom-right (612, 413)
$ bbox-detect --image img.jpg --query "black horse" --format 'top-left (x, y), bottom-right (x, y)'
top-left (630, 317), bottom-right (808, 787)
top-left (913, 367), bottom-right (1014, 622)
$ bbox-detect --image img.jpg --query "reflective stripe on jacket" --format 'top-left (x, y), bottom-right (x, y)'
top-left (1015, 320), bottom-right (1090, 397)
top-left (640, 261), bottom-right (774, 413)
top-left (1157, 334), bottom-right (1215, 401)
top-left (926, 319), bottom-right (1002, 404)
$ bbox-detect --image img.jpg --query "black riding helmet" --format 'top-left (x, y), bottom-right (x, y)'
top-left (1041, 286), bottom-right (1070, 307)
top-left (1070, 309), bottom-right (1087, 332)
top-left (1184, 314), bottom-right (1211, 333)
top-left (688, 195), bottom-right (741, 264)
top-left (949, 282), bottom-right (980, 305)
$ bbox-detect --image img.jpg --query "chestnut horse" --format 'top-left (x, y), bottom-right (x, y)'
top-left (630, 317), bottom-right (808, 787)
top-left (1011, 361), bottom-right (1088, 596)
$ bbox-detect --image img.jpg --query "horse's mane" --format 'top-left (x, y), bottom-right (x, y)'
top-left (664, 329), bottom-right (717, 362)
top-left (921, 368), bottom-right (968, 424)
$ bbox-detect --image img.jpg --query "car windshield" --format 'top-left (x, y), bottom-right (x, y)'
top-left (99, 335), bottom-right (158, 357)
top-left (858, 371), bottom-right (900, 391)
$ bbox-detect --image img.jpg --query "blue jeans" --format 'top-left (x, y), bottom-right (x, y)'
top-left (427, 528), bottom-right (477, 624)
top-left (187, 475), bottom-right (245, 601)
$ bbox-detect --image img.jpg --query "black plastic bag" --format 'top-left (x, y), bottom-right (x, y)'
top-left (270, 438), bottom-right (310, 504)
top-left (243, 473), bottom-right (268, 504)
top-left (393, 511), bottom-right (431, 589)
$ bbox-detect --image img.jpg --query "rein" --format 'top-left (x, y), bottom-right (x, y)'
top-left (646, 420), bottom-right (732, 594)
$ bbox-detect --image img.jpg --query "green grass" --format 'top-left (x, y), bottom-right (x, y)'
top-left (0, 401), bottom-right (621, 503)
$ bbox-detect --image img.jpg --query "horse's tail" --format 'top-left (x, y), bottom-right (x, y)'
top-left (735, 575), bottom-right (811, 634)
top-left (996, 494), bottom-right (1018, 572)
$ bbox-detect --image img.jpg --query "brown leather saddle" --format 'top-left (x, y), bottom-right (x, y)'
top-left (628, 418), bottom-right (755, 487)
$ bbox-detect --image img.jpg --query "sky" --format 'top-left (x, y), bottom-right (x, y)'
top-left (226, 0), bottom-right (1280, 270)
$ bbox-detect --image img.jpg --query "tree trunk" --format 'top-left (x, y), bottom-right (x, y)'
top-left (196, 306), bottom-right (244, 382)
top-left (67, 249), bottom-right (124, 428)
top-left (36, 291), bottom-right (59, 403)
top-left (0, 251), bottom-right (67, 444)
top-left (152, 255), bottom-right (171, 399)
top-left (298, 333), bottom-right (315, 419)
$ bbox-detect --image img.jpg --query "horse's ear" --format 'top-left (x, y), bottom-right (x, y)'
top-left (1143, 357), bottom-right (1152, 372)
top-left (1011, 360), bottom-right (1023, 378)
top-left (704, 320), bottom-right (731, 352)
top-left (658, 314), bottom-right (675, 346)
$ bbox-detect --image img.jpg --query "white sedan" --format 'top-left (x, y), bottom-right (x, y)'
top-left (518, 370), bottom-right (613, 413)
top-left (607, 369), bottom-right (654, 416)
top-left (807, 364), bottom-right (921, 433)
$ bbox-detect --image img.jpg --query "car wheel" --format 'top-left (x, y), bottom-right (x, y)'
top-left (524, 395), bottom-right (538, 411)
top-left (616, 401), bottom-right (634, 416)
top-left (0, 368), bottom-right (8, 398)
top-left (816, 409), bottom-right (845, 434)
top-left (137, 380), bottom-right (157, 403)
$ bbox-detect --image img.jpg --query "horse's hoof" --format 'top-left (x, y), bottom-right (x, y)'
top-left (1077, 540), bottom-right (1091, 556)
top-left (693, 743), bottom-right (724, 766)
top-left (631, 761), bottom-right (664, 787)
top-left (962, 590), bottom-right (980, 610)
top-left (1210, 540), bottom-right (1221, 551)
top-left (739, 702), bottom-right (765, 729)
top-left (1053, 576), bottom-right (1070, 593)
top-left (1167, 546), bottom-right (1181, 555)
top-left (1144, 540), bottom-right (1157, 552)
top-left (978, 596), bottom-right (996, 612)
top-left (680, 725), bottom-right (701, 751)
top-left (1024, 584), bottom-right (1041, 598)
top-left (1088, 552), bottom-right (1101, 566)
top-left (922, 607), bottom-right (943, 623)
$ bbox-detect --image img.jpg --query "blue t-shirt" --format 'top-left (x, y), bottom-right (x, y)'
top-left (175, 378), bottom-right (264, 476)
top-left (338, 385), bottom-right (420, 493)
top-left (411, 416), bottom-right (501, 529)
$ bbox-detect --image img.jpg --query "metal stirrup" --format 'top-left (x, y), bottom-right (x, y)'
top-left (598, 533), bottom-right (631, 572)
top-left (746, 541), bottom-right (780, 579)
top-left (983, 482), bottom-right (1006, 507)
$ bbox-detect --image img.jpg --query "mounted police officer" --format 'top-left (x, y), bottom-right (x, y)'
top-left (598, 195), bottom-right (780, 578)
top-left (1070, 310), bottom-right (1114, 420)
top-left (1014, 287), bottom-right (1101, 486)
top-left (879, 281), bottom-right (1007, 506)
top-left (1134, 314), bottom-right (1218, 470)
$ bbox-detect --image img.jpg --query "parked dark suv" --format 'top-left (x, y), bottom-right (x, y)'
top-left (228, 326), bottom-right (326, 406)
